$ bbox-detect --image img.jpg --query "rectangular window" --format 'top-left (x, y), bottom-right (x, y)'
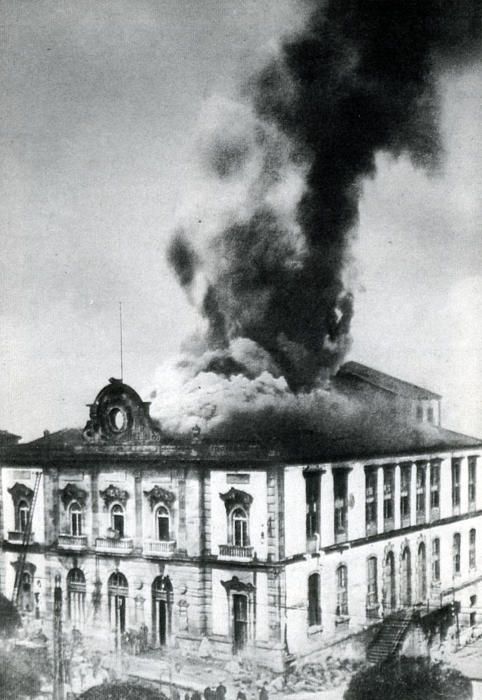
top-left (430, 463), bottom-right (440, 515)
top-left (400, 464), bottom-right (411, 525)
top-left (453, 533), bottom-right (461, 575)
top-left (366, 557), bottom-right (378, 618)
top-left (365, 468), bottom-right (377, 535)
top-left (427, 406), bottom-right (434, 423)
top-left (383, 466), bottom-right (394, 529)
top-left (470, 595), bottom-right (477, 627)
top-left (334, 470), bottom-right (348, 543)
top-left (416, 464), bottom-right (426, 522)
top-left (469, 529), bottom-right (476, 570)
top-left (469, 457), bottom-right (477, 509)
top-left (416, 405), bottom-right (424, 421)
top-left (305, 473), bottom-right (320, 539)
top-left (432, 538), bottom-right (440, 582)
top-left (336, 566), bottom-right (348, 617)
top-left (308, 573), bottom-right (321, 627)
top-left (452, 459), bottom-right (461, 510)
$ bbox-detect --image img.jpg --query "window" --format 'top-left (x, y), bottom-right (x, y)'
top-left (432, 538), bottom-right (440, 582)
top-left (427, 406), bottom-right (434, 424)
top-left (383, 466), bottom-right (394, 528)
top-left (17, 500), bottom-right (30, 533)
top-left (451, 459), bottom-right (461, 510)
top-left (469, 529), bottom-right (476, 570)
top-left (453, 533), bottom-right (461, 575)
top-left (430, 463), bottom-right (440, 513)
top-left (469, 457), bottom-right (477, 509)
top-left (69, 502), bottom-right (83, 537)
top-left (307, 573), bottom-right (321, 627)
top-left (416, 405), bottom-right (423, 421)
top-left (417, 542), bottom-right (426, 602)
top-left (470, 595), bottom-right (477, 627)
top-left (305, 473), bottom-right (320, 539)
top-left (231, 507), bottom-right (249, 547)
top-left (333, 470), bottom-right (348, 541)
top-left (67, 568), bottom-right (86, 627)
top-left (366, 557), bottom-right (378, 618)
top-left (401, 546), bottom-right (412, 607)
top-left (365, 468), bottom-right (377, 534)
top-left (111, 504), bottom-right (125, 538)
top-left (416, 464), bottom-right (426, 521)
top-left (400, 464), bottom-right (411, 524)
top-left (336, 565), bottom-right (348, 617)
top-left (156, 505), bottom-right (170, 541)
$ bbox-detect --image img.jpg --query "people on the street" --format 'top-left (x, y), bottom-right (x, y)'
top-left (215, 682), bottom-right (227, 700)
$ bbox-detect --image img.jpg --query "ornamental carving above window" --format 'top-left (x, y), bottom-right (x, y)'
top-left (60, 483), bottom-right (88, 510)
top-left (219, 487), bottom-right (253, 513)
top-left (221, 576), bottom-right (255, 594)
top-left (99, 484), bottom-right (129, 508)
top-left (143, 485), bottom-right (176, 510)
top-left (8, 483), bottom-right (34, 506)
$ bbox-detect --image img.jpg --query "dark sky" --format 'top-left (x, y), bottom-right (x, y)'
top-left (0, 0), bottom-right (480, 440)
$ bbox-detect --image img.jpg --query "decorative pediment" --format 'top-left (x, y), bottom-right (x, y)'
top-left (220, 488), bottom-right (253, 513)
top-left (221, 576), bottom-right (255, 594)
top-left (99, 484), bottom-right (129, 508)
top-left (143, 485), bottom-right (176, 510)
top-left (11, 560), bottom-right (36, 576)
top-left (8, 482), bottom-right (34, 505)
top-left (60, 483), bottom-right (88, 510)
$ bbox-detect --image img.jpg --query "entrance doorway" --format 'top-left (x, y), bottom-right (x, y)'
top-left (152, 576), bottom-right (173, 647)
top-left (233, 594), bottom-right (248, 653)
top-left (108, 571), bottom-right (128, 635)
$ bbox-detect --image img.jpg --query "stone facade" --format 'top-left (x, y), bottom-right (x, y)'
top-left (0, 377), bottom-right (481, 670)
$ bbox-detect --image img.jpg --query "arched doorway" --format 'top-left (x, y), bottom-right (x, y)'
top-left (108, 571), bottom-right (128, 635)
top-left (67, 568), bottom-right (86, 627)
top-left (384, 551), bottom-right (396, 613)
top-left (152, 576), bottom-right (173, 647)
top-left (417, 542), bottom-right (426, 602)
top-left (401, 546), bottom-right (412, 607)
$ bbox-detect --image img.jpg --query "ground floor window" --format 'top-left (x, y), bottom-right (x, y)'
top-left (308, 573), bottom-right (321, 627)
top-left (151, 575), bottom-right (173, 647)
top-left (67, 568), bottom-right (86, 627)
top-left (336, 565), bottom-right (348, 617)
top-left (108, 571), bottom-right (128, 636)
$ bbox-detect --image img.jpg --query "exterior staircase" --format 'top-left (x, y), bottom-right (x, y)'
top-left (366, 609), bottom-right (412, 664)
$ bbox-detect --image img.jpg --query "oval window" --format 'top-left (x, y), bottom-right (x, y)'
top-left (109, 407), bottom-right (126, 432)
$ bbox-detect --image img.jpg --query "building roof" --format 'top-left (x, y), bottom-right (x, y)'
top-left (338, 361), bottom-right (442, 400)
top-left (0, 430), bottom-right (21, 445)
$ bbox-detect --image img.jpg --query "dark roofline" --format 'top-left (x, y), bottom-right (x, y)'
top-left (339, 361), bottom-right (442, 400)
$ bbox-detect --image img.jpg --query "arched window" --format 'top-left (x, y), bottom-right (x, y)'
top-left (111, 504), bottom-right (125, 538)
top-left (336, 565), bottom-right (348, 617)
top-left (67, 568), bottom-right (86, 626)
top-left (401, 546), bottom-right (412, 607)
top-left (17, 500), bottom-right (30, 533)
top-left (453, 533), bottom-right (461, 575)
top-left (152, 575), bottom-right (173, 646)
top-left (69, 502), bottom-right (83, 537)
top-left (417, 542), bottom-right (426, 602)
top-left (108, 571), bottom-right (128, 634)
top-left (156, 505), bottom-right (170, 541)
top-left (231, 507), bottom-right (249, 547)
top-left (367, 557), bottom-right (378, 617)
top-left (432, 538), bottom-right (440, 582)
top-left (384, 551), bottom-right (396, 612)
top-left (469, 529), bottom-right (476, 570)
top-left (307, 573), bottom-right (321, 627)
top-left (20, 571), bottom-right (33, 613)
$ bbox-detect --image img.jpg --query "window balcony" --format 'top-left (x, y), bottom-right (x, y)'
top-left (95, 536), bottom-right (134, 554)
top-left (218, 544), bottom-right (254, 560)
top-left (143, 539), bottom-right (176, 557)
top-left (58, 533), bottom-right (88, 551)
top-left (7, 530), bottom-right (34, 545)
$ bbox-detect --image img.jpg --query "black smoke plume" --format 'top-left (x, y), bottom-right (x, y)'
top-left (163, 0), bottom-right (482, 417)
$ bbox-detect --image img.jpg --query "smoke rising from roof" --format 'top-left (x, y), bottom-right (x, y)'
top-left (154, 0), bottom-right (482, 435)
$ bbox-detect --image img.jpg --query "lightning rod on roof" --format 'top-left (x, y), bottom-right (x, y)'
top-left (119, 301), bottom-right (124, 382)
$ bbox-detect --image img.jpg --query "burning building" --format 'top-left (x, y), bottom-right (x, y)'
top-left (0, 368), bottom-right (480, 670)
